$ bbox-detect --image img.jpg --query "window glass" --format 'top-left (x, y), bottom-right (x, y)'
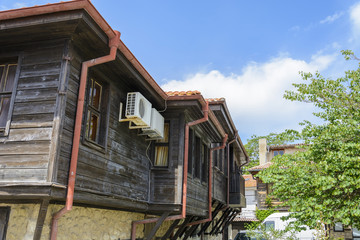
top-left (201, 144), bottom-right (208, 182)
top-left (274, 150), bottom-right (284, 156)
top-left (154, 123), bottom-right (169, 167)
top-left (0, 62), bottom-right (18, 134)
top-left (194, 136), bottom-right (201, 178)
top-left (353, 227), bottom-right (360, 237)
top-left (0, 97), bottom-right (10, 128)
top-left (264, 221), bottom-right (275, 231)
top-left (85, 78), bottom-right (107, 147)
top-left (188, 129), bottom-right (193, 174)
top-left (334, 222), bottom-right (343, 232)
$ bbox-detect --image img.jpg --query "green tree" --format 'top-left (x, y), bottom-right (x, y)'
top-left (258, 51), bottom-right (360, 231)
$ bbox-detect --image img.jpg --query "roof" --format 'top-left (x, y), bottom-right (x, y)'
top-left (166, 90), bottom-right (201, 96)
top-left (243, 174), bottom-right (257, 188)
top-left (247, 162), bottom-right (273, 172)
top-left (206, 97), bottom-right (225, 102)
top-left (0, 0), bottom-right (167, 100)
top-left (269, 143), bottom-right (303, 150)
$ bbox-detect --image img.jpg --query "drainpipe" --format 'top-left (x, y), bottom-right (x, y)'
top-left (50, 31), bottom-right (121, 240)
top-left (131, 99), bottom-right (209, 240)
top-left (187, 133), bottom-right (228, 226)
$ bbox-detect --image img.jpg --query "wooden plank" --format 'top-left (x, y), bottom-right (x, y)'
top-left (12, 101), bottom-right (56, 115)
top-left (0, 155), bottom-right (48, 169)
top-left (0, 128), bottom-right (52, 142)
top-left (0, 169), bottom-right (47, 182)
top-left (17, 74), bottom-right (59, 90)
top-left (15, 88), bottom-right (58, 102)
top-left (0, 141), bottom-right (50, 155)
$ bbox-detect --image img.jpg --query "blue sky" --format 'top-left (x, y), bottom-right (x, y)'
top-left (1, 0), bottom-right (360, 142)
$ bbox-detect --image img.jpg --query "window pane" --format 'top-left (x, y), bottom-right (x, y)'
top-left (86, 111), bottom-right (99, 142)
top-left (0, 97), bottom-right (10, 128)
top-left (92, 81), bottom-right (102, 110)
top-left (154, 146), bottom-right (168, 166)
top-left (334, 222), bottom-right (343, 231)
top-left (354, 228), bottom-right (360, 237)
top-left (156, 123), bottom-right (169, 143)
top-left (4, 64), bottom-right (17, 92)
top-left (188, 129), bottom-right (193, 174)
top-left (0, 66), bottom-right (4, 91)
top-left (264, 221), bottom-right (275, 231)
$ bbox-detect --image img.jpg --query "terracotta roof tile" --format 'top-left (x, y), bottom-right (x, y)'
top-left (206, 97), bottom-right (225, 102)
top-left (269, 143), bottom-right (304, 150)
top-left (248, 162), bottom-right (273, 172)
top-left (243, 174), bottom-right (257, 188)
top-left (166, 90), bottom-right (201, 96)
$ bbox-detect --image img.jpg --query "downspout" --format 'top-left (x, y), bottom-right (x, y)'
top-left (131, 100), bottom-right (209, 240)
top-left (50, 31), bottom-right (121, 240)
top-left (187, 133), bottom-right (228, 226)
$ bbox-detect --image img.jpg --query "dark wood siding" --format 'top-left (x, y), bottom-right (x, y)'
top-left (151, 112), bottom-right (183, 204)
top-left (0, 40), bottom-right (65, 183)
top-left (56, 45), bottom-right (152, 203)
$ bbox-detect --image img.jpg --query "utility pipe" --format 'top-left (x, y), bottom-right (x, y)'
top-left (50, 31), bottom-right (121, 240)
top-left (131, 99), bottom-right (209, 240)
top-left (187, 134), bottom-right (228, 226)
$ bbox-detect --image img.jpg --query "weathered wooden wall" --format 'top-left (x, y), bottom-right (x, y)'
top-left (150, 111), bottom-right (183, 204)
top-left (0, 39), bottom-right (66, 183)
top-left (55, 44), bottom-right (152, 202)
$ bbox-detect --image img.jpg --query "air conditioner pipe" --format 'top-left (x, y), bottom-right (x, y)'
top-left (50, 31), bottom-right (121, 240)
top-left (187, 133), bottom-right (228, 226)
top-left (131, 98), bottom-right (209, 240)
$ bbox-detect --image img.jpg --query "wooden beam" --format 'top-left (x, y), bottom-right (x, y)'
top-left (198, 202), bottom-right (223, 235)
top-left (210, 208), bottom-right (232, 235)
top-left (144, 212), bottom-right (170, 240)
top-left (161, 219), bottom-right (180, 240)
top-left (171, 216), bottom-right (193, 240)
top-left (182, 217), bottom-right (200, 240)
top-left (33, 199), bottom-right (49, 240)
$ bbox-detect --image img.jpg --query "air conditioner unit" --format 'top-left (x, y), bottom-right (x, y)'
top-left (142, 108), bottom-right (164, 139)
top-left (125, 92), bottom-right (152, 128)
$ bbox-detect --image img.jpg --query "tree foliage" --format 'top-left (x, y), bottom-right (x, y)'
top-left (258, 51), bottom-right (360, 230)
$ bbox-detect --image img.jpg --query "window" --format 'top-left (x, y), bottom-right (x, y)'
top-left (188, 129), bottom-right (194, 175)
top-left (201, 144), bottom-right (208, 183)
top-left (0, 60), bottom-right (18, 136)
top-left (154, 123), bottom-right (169, 167)
top-left (84, 77), bottom-right (108, 147)
top-left (194, 136), bottom-right (201, 179)
top-left (273, 150), bottom-right (284, 156)
top-left (0, 207), bottom-right (10, 240)
top-left (334, 222), bottom-right (344, 232)
top-left (353, 227), bottom-right (360, 239)
top-left (264, 221), bottom-right (275, 231)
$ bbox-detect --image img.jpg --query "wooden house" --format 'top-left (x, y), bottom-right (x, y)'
top-left (0, 1), bottom-right (248, 239)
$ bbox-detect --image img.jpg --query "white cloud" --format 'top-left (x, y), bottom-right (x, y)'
top-left (350, 2), bottom-right (360, 41)
top-left (320, 12), bottom-right (344, 24)
top-left (13, 2), bottom-right (28, 8)
top-left (161, 53), bottom-right (337, 141)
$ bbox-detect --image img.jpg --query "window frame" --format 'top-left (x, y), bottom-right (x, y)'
top-left (273, 149), bottom-right (284, 157)
top-left (0, 55), bottom-right (21, 137)
top-left (83, 72), bottom-right (110, 151)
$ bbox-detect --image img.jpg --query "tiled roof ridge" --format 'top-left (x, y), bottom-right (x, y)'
top-left (166, 90), bottom-right (201, 96)
top-left (206, 97), bottom-right (225, 102)
top-left (269, 143), bottom-right (304, 149)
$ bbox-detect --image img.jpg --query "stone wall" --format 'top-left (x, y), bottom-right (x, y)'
top-left (0, 203), bottom-right (40, 240)
top-left (1, 203), bottom-right (230, 239)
